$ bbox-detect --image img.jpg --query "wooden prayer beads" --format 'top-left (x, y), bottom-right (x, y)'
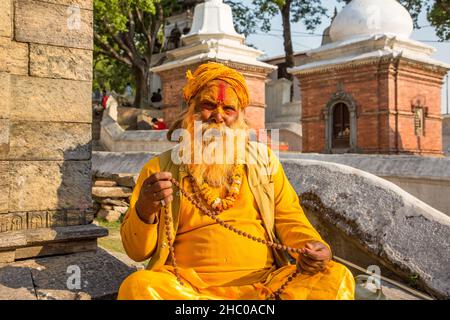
top-left (163, 177), bottom-right (306, 300)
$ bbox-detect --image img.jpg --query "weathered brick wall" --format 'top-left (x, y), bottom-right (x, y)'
top-left (0, 0), bottom-right (94, 233)
top-left (297, 59), bottom-right (447, 155)
top-left (157, 61), bottom-right (269, 130)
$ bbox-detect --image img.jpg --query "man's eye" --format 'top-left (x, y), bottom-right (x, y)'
top-left (202, 103), bottom-right (216, 110)
top-left (223, 106), bottom-right (236, 113)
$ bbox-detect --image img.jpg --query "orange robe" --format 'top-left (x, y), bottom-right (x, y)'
top-left (118, 156), bottom-right (355, 300)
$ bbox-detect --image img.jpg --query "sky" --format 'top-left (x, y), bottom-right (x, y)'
top-left (239, 0), bottom-right (450, 114)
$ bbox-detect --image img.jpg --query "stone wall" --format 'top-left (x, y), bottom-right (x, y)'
top-left (116, 107), bottom-right (164, 130)
top-left (100, 104), bottom-right (176, 152)
top-left (0, 0), bottom-right (104, 262)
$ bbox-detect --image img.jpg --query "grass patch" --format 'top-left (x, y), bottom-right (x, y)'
top-left (96, 218), bottom-right (149, 267)
top-left (96, 218), bottom-right (126, 255)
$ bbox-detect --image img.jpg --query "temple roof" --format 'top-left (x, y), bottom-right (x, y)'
top-left (330, 0), bottom-right (413, 43)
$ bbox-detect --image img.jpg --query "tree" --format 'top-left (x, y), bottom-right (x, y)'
top-left (93, 57), bottom-right (133, 94)
top-left (428, 0), bottom-right (450, 40)
top-left (94, 0), bottom-right (186, 108)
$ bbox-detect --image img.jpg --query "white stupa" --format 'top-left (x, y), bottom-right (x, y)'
top-left (151, 0), bottom-right (275, 73)
top-left (329, 0), bottom-right (413, 42)
top-left (184, 0), bottom-right (244, 44)
top-left (289, 0), bottom-right (450, 75)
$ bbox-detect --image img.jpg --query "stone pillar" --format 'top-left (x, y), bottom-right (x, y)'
top-left (0, 0), bottom-right (106, 263)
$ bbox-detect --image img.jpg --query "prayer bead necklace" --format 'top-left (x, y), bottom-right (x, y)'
top-left (164, 177), bottom-right (306, 300)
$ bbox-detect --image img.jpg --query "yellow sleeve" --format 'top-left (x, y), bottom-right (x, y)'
top-left (120, 156), bottom-right (161, 262)
top-left (270, 150), bottom-right (330, 258)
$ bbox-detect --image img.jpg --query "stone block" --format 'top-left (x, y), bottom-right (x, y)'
top-left (0, 37), bottom-right (29, 75)
top-left (0, 251), bottom-right (16, 264)
top-left (93, 179), bottom-right (117, 187)
top-left (92, 186), bottom-right (132, 198)
top-left (0, 73), bottom-right (11, 119)
top-left (284, 159), bottom-right (450, 298)
top-left (0, 162), bottom-right (9, 212)
top-left (14, 239), bottom-right (97, 260)
top-left (96, 198), bottom-right (128, 207)
top-left (0, 119), bottom-right (9, 159)
top-left (8, 121), bottom-right (91, 160)
top-left (113, 206), bottom-right (128, 214)
top-left (96, 209), bottom-right (121, 222)
top-left (0, 224), bottom-right (107, 250)
top-left (11, 75), bottom-right (92, 123)
top-left (0, 265), bottom-right (37, 300)
top-left (0, 0), bottom-right (12, 38)
top-left (39, 0), bottom-right (93, 10)
top-left (30, 44), bottom-right (92, 81)
top-left (113, 173), bottom-right (138, 188)
top-left (8, 160), bottom-right (92, 212)
top-left (14, 0), bottom-right (93, 50)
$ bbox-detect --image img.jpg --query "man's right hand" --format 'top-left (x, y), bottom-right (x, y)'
top-left (136, 172), bottom-right (174, 224)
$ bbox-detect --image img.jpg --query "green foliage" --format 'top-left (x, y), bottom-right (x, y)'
top-left (228, 0), bottom-right (327, 35)
top-left (94, 0), bottom-right (155, 34)
top-left (225, 1), bottom-right (258, 36)
top-left (93, 0), bottom-right (186, 106)
top-left (428, 0), bottom-right (450, 40)
top-left (93, 57), bottom-right (134, 93)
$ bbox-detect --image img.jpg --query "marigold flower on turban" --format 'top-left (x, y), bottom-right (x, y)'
top-left (183, 62), bottom-right (249, 109)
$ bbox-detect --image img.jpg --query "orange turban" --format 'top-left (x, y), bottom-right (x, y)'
top-left (183, 62), bottom-right (249, 109)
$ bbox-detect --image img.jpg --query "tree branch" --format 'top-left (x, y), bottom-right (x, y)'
top-left (100, 19), bottom-right (135, 62)
top-left (94, 32), bottom-right (132, 66)
top-left (136, 8), bottom-right (153, 53)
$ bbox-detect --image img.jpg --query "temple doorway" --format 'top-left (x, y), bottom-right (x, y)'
top-left (332, 102), bottom-right (351, 151)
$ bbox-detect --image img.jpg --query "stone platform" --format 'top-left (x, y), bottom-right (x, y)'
top-left (0, 248), bottom-right (141, 300)
top-left (0, 224), bottom-right (108, 263)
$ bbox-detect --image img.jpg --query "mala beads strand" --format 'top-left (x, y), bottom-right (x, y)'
top-left (166, 177), bottom-right (307, 300)
top-left (163, 206), bottom-right (184, 286)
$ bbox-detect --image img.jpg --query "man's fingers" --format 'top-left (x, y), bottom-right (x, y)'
top-left (305, 241), bottom-right (327, 251)
top-left (300, 255), bottom-right (324, 268)
top-left (164, 195), bottom-right (174, 205)
top-left (297, 260), bottom-right (319, 275)
top-left (304, 247), bottom-right (328, 261)
top-left (145, 172), bottom-right (173, 185)
top-left (151, 195), bottom-right (174, 209)
top-left (143, 180), bottom-right (173, 194)
top-left (152, 188), bottom-right (173, 201)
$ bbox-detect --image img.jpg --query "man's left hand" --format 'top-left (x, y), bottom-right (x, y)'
top-left (296, 241), bottom-right (331, 275)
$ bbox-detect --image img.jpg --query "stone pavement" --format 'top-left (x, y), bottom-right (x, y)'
top-left (0, 247), bottom-right (141, 300)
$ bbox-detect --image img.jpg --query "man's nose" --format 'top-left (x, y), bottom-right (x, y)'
top-left (211, 109), bottom-right (224, 123)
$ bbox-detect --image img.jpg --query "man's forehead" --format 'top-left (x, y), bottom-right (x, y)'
top-left (198, 81), bottom-right (239, 102)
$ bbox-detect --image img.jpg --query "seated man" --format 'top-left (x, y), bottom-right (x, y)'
top-left (118, 62), bottom-right (355, 300)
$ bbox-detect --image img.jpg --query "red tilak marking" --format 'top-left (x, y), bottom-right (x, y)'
top-left (217, 82), bottom-right (226, 103)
